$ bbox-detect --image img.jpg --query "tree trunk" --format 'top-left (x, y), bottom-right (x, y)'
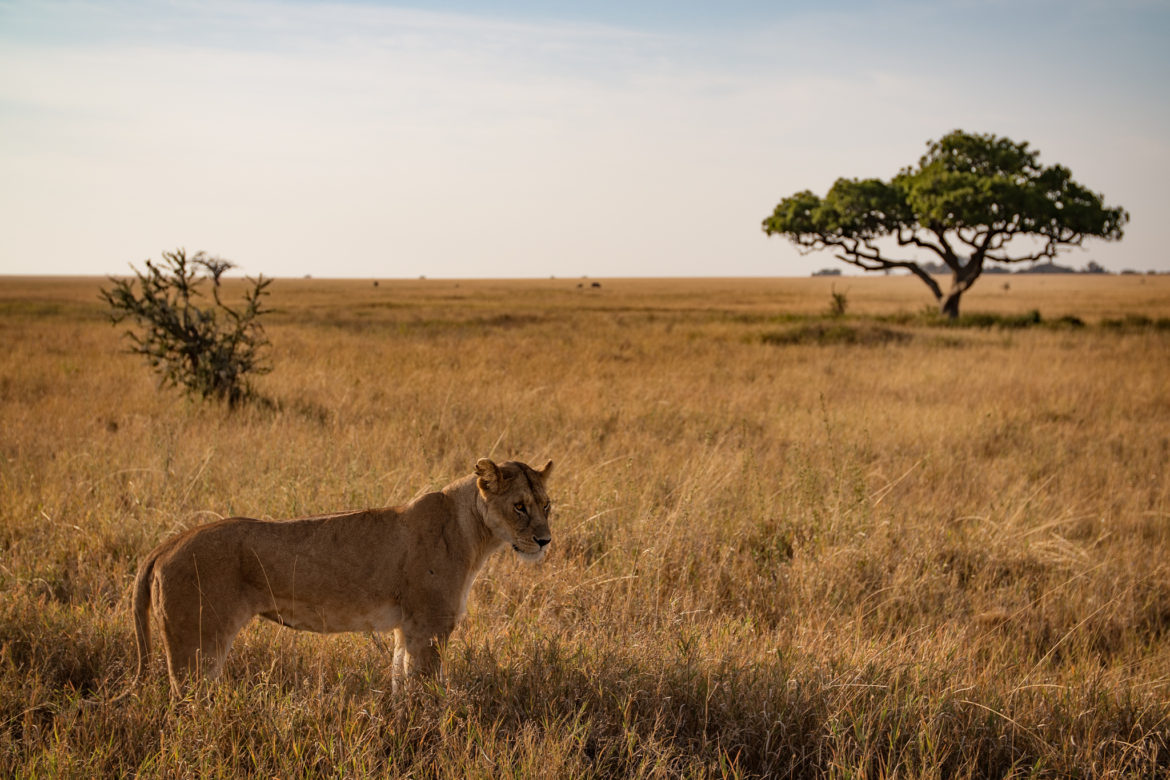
top-left (940, 261), bottom-right (982, 319)
top-left (940, 289), bottom-right (962, 319)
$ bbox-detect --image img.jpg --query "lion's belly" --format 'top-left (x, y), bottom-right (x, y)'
top-left (327, 603), bottom-right (404, 632)
top-left (261, 600), bottom-right (404, 634)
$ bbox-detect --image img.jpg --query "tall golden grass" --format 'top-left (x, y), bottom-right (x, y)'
top-left (2, 274), bottom-right (1168, 777)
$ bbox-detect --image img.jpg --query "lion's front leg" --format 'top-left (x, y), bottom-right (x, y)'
top-left (390, 628), bottom-right (408, 693)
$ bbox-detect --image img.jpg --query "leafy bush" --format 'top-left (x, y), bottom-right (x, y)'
top-left (1050, 314), bottom-right (1086, 329)
top-left (1101, 314), bottom-right (1170, 330)
top-left (907, 309), bottom-right (1046, 329)
top-left (101, 249), bottom-right (272, 408)
top-left (761, 322), bottom-right (911, 346)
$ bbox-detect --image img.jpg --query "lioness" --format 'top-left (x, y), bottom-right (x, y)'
top-left (130, 458), bottom-right (553, 697)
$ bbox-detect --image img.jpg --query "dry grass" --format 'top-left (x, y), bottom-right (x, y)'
top-left (2, 274), bottom-right (1168, 777)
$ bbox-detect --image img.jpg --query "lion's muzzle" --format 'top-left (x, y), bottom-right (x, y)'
top-left (513, 534), bottom-right (550, 562)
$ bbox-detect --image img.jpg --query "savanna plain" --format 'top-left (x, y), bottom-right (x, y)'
top-left (2, 273), bottom-right (1169, 778)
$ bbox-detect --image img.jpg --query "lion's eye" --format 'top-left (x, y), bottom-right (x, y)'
top-left (514, 502), bottom-right (527, 516)
top-left (543, 503), bottom-right (551, 514)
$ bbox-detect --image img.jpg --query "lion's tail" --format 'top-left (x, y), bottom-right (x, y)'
top-left (131, 551), bottom-right (158, 686)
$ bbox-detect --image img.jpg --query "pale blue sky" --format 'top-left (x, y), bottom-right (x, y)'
top-left (2, 0), bottom-right (1167, 278)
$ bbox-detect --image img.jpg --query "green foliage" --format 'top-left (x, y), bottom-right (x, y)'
top-left (762, 130), bottom-right (1129, 317)
top-left (101, 249), bottom-right (272, 408)
top-left (897, 132), bottom-right (1127, 241)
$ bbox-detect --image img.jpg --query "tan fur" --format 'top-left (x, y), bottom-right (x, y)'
top-left (129, 458), bottom-right (553, 697)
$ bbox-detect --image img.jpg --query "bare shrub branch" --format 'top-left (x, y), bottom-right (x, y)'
top-left (101, 248), bottom-right (272, 408)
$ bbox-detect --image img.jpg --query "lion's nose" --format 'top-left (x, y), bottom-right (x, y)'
top-left (536, 537), bottom-right (551, 548)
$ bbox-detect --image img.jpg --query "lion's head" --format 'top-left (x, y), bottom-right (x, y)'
top-left (475, 458), bottom-right (554, 562)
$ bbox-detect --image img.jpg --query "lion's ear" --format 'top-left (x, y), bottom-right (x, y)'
top-left (475, 458), bottom-right (503, 493)
top-left (537, 460), bottom-right (554, 483)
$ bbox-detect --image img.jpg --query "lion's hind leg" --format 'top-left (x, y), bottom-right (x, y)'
top-left (157, 585), bottom-right (254, 698)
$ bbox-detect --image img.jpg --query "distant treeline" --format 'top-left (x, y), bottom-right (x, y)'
top-left (813, 261), bottom-right (1163, 277)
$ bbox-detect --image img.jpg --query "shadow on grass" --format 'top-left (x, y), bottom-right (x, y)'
top-left (3, 597), bottom-right (1168, 777)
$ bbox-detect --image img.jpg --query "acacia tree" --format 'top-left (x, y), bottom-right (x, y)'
top-left (762, 130), bottom-right (1128, 317)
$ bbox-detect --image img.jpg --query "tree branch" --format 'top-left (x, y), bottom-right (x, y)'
top-left (931, 227), bottom-right (963, 270)
top-left (895, 228), bottom-right (946, 260)
top-left (819, 242), bottom-right (943, 300)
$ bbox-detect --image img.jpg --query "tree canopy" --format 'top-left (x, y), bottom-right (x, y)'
top-left (762, 130), bottom-right (1128, 316)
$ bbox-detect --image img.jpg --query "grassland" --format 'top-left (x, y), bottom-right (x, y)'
top-left (2, 273), bottom-right (1168, 778)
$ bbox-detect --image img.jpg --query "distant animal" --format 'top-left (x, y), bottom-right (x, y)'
top-left (128, 458), bottom-right (554, 697)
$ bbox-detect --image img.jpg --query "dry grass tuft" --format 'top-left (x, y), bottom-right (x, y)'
top-left (2, 274), bottom-right (1168, 777)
